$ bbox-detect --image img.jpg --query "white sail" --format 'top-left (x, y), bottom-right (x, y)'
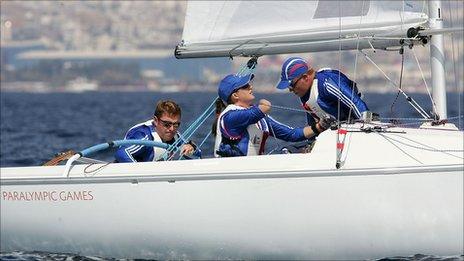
top-left (176, 1), bottom-right (429, 58)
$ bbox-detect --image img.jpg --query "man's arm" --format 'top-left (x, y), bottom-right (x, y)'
top-left (114, 130), bottom-right (149, 162)
top-left (266, 116), bottom-right (308, 142)
top-left (323, 74), bottom-right (369, 119)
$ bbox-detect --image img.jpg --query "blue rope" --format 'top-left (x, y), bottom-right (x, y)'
top-left (236, 56), bottom-right (258, 76)
top-left (178, 129), bottom-right (213, 160)
top-left (198, 131), bottom-right (212, 149)
top-left (161, 97), bottom-right (217, 160)
top-left (182, 98), bottom-right (217, 139)
top-left (166, 57), bottom-right (260, 160)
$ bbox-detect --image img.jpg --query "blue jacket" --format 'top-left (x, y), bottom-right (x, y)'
top-left (301, 69), bottom-right (369, 125)
top-left (115, 120), bottom-right (200, 162)
top-left (217, 105), bottom-right (307, 156)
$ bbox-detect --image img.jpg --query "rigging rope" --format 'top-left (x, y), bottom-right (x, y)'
top-left (390, 0), bottom-right (406, 121)
top-left (265, 103), bottom-right (464, 131)
top-left (359, 50), bottom-right (431, 119)
top-left (389, 45), bottom-right (405, 121)
top-left (377, 132), bottom-right (464, 154)
top-left (84, 162), bottom-right (111, 176)
top-left (161, 98), bottom-right (217, 161)
top-left (411, 48), bottom-right (439, 117)
top-left (236, 56), bottom-right (259, 76)
top-left (337, 0), bottom-right (367, 166)
top-left (336, 0), bottom-right (344, 168)
top-left (267, 103), bottom-right (464, 122)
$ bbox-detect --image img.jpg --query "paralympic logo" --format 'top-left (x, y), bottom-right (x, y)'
top-left (1, 190), bottom-right (94, 202)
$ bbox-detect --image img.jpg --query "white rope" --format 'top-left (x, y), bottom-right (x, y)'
top-left (380, 133), bottom-right (464, 154)
top-left (338, 0), bottom-right (368, 167)
top-left (360, 50), bottom-right (431, 119)
top-left (376, 132), bottom-right (423, 164)
top-left (411, 48), bottom-right (439, 116)
top-left (269, 103), bottom-right (463, 123)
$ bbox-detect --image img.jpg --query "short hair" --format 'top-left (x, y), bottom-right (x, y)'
top-left (154, 100), bottom-right (181, 118)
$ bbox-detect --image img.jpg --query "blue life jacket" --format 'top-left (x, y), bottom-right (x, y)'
top-left (115, 120), bottom-right (201, 162)
top-left (214, 104), bottom-right (307, 157)
top-left (300, 69), bottom-right (369, 125)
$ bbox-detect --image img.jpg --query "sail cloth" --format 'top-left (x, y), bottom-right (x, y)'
top-left (175, 1), bottom-right (428, 58)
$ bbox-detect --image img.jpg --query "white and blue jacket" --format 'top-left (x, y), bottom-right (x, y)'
top-left (214, 104), bottom-right (307, 157)
top-left (301, 69), bottom-right (369, 125)
top-left (115, 120), bottom-right (200, 162)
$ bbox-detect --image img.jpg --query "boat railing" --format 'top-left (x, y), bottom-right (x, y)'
top-left (62, 140), bottom-right (169, 177)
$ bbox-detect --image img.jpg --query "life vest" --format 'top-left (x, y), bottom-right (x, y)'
top-left (302, 78), bottom-right (333, 121)
top-left (302, 69), bottom-right (366, 121)
top-left (151, 128), bottom-right (178, 161)
top-left (127, 120), bottom-right (178, 161)
top-left (214, 104), bottom-right (268, 157)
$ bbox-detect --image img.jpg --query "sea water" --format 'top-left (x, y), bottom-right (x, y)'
top-left (1, 91), bottom-right (463, 260)
top-left (1, 91), bottom-right (462, 167)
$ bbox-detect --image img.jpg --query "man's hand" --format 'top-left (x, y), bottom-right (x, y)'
top-left (318, 116), bottom-right (336, 131)
top-left (180, 144), bottom-right (195, 156)
top-left (258, 99), bottom-right (271, 114)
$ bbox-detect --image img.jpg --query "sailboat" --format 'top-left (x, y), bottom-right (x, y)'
top-left (1, 1), bottom-right (463, 259)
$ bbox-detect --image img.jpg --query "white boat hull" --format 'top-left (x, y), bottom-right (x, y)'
top-left (1, 125), bottom-right (463, 259)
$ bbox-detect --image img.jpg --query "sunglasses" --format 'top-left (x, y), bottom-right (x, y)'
top-left (289, 75), bottom-right (305, 90)
top-left (237, 84), bottom-right (252, 91)
top-left (158, 118), bottom-right (181, 128)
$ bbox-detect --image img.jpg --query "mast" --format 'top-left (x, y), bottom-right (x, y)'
top-left (428, 0), bottom-right (447, 119)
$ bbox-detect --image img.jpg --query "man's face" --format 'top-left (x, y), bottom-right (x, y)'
top-left (154, 113), bottom-right (181, 142)
top-left (288, 74), bottom-right (310, 97)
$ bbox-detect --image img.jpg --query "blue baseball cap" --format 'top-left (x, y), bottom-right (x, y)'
top-left (218, 73), bottom-right (254, 103)
top-left (276, 57), bottom-right (309, 89)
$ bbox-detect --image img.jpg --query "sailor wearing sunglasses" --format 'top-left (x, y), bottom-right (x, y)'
top-left (115, 100), bottom-right (200, 162)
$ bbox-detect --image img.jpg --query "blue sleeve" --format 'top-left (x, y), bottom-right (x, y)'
top-left (114, 130), bottom-right (150, 163)
top-left (265, 116), bottom-right (306, 142)
top-left (221, 106), bottom-right (265, 138)
top-left (322, 71), bottom-right (369, 119)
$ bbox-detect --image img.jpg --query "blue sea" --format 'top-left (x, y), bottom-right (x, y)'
top-left (1, 91), bottom-right (463, 167)
top-left (1, 91), bottom-right (463, 260)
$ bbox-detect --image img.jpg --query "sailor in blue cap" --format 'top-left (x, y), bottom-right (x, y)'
top-left (276, 57), bottom-right (371, 128)
top-left (214, 73), bottom-right (325, 157)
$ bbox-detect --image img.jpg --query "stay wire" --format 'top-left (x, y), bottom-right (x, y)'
top-left (336, 0), bottom-right (343, 168)
top-left (411, 48), bottom-right (439, 117)
top-left (389, 45), bottom-right (405, 122)
top-left (267, 103), bottom-right (464, 123)
top-left (339, 0), bottom-right (367, 165)
top-left (162, 98), bottom-right (217, 161)
top-left (360, 50), bottom-right (431, 119)
top-left (265, 103), bottom-right (464, 133)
